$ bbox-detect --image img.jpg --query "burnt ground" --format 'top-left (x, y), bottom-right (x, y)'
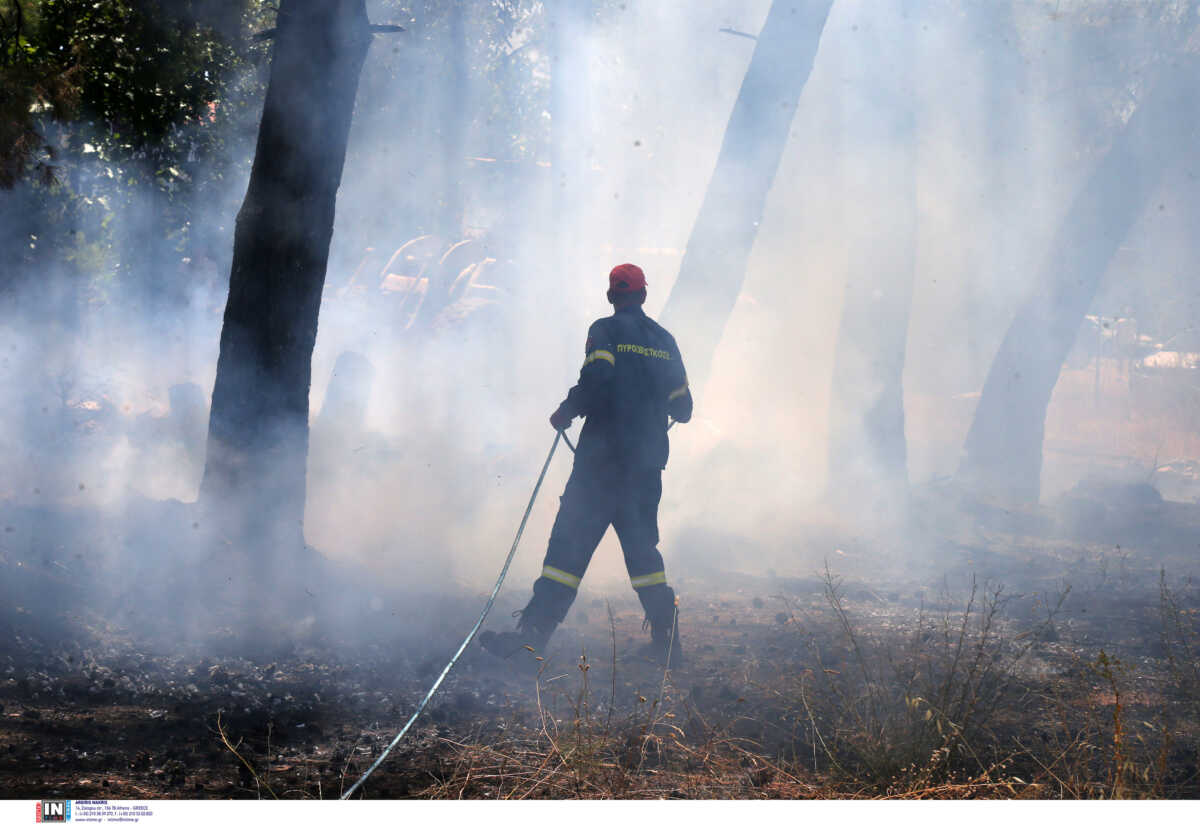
top-left (3, 490), bottom-right (1200, 800)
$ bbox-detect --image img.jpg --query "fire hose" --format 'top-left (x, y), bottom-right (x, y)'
top-left (340, 429), bottom-right (565, 798)
top-left (341, 417), bottom-right (676, 796)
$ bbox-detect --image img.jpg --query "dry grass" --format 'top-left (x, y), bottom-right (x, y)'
top-left (321, 568), bottom-right (1200, 799)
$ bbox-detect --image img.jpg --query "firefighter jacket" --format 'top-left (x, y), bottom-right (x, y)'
top-left (555, 304), bottom-right (692, 471)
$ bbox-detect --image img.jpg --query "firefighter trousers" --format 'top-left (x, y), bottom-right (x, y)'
top-left (521, 457), bottom-right (675, 631)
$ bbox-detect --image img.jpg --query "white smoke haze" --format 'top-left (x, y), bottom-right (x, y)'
top-left (4, 0), bottom-right (1200, 648)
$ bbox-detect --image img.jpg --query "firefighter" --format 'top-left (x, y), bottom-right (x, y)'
top-left (480, 263), bottom-right (693, 665)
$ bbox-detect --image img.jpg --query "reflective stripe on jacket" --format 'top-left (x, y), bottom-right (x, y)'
top-left (556, 304), bottom-right (692, 470)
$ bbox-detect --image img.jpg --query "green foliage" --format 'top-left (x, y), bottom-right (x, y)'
top-left (38, 1), bottom-right (234, 156)
top-left (2, 1), bottom-right (257, 185)
top-left (0, 0), bottom-right (270, 295)
top-left (3, 0), bottom-right (565, 297)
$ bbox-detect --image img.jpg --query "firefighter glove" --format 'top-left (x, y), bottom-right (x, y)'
top-left (550, 406), bottom-right (573, 431)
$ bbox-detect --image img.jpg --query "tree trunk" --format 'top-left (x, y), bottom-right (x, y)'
top-left (660, 0), bottom-right (834, 390)
top-left (957, 64), bottom-right (1195, 503)
top-left (200, 0), bottom-right (372, 551)
top-left (826, 1), bottom-right (917, 513)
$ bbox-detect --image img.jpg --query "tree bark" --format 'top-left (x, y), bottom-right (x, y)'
top-left (660, 0), bottom-right (834, 391)
top-left (826, 1), bottom-right (917, 512)
top-left (957, 64), bottom-right (1196, 503)
top-left (200, 0), bottom-right (372, 550)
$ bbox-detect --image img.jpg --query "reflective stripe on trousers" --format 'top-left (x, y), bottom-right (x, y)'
top-left (540, 564), bottom-right (581, 589)
top-left (630, 570), bottom-right (667, 589)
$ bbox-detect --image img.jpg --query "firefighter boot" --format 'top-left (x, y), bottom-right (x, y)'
top-left (477, 616), bottom-right (553, 661)
top-left (635, 585), bottom-right (684, 667)
top-left (479, 584), bottom-right (571, 660)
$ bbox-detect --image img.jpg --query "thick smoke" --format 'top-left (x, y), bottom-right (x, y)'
top-left (4, 0), bottom-right (1200, 644)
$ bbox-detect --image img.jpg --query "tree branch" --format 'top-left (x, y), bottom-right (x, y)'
top-left (719, 26), bottom-right (757, 41)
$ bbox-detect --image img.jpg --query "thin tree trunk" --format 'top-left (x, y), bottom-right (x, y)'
top-left (957, 64), bottom-right (1195, 503)
top-left (660, 0), bottom-right (834, 391)
top-left (826, 0), bottom-right (917, 512)
top-left (200, 0), bottom-right (372, 551)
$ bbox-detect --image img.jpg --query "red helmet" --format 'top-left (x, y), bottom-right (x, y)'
top-left (609, 263), bottom-right (646, 292)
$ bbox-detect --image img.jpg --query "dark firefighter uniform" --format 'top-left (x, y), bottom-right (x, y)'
top-left (480, 263), bottom-right (693, 664)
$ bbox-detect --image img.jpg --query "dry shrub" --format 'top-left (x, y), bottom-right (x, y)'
top-left (781, 567), bottom-right (1066, 796)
